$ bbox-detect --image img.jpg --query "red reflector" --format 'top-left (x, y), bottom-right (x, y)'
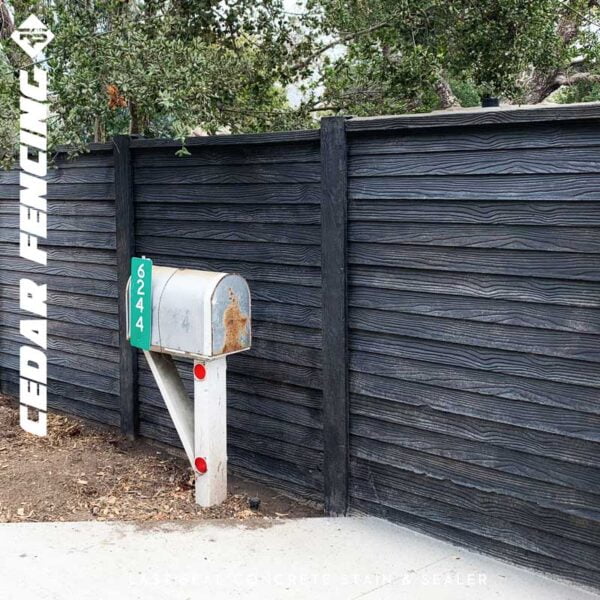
top-left (193, 363), bottom-right (206, 380)
top-left (195, 457), bottom-right (208, 474)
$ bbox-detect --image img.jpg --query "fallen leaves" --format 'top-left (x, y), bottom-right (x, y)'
top-left (0, 394), bottom-right (286, 524)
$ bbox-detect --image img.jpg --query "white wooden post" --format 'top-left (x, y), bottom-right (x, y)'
top-left (193, 357), bottom-right (228, 507)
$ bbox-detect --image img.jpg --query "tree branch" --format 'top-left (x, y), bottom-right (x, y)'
top-left (554, 71), bottom-right (600, 86)
top-left (289, 15), bottom-right (400, 74)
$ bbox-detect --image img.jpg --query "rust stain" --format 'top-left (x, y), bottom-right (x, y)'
top-left (221, 288), bottom-right (249, 354)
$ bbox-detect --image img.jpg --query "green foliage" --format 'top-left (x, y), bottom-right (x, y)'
top-left (302, 0), bottom-right (600, 114)
top-left (1, 0), bottom-right (599, 166)
top-left (0, 0), bottom-right (312, 164)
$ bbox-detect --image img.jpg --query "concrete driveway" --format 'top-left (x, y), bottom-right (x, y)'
top-left (0, 516), bottom-right (597, 599)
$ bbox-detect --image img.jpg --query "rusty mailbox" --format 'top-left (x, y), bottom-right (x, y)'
top-left (136, 266), bottom-right (251, 359)
top-left (126, 263), bottom-right (251, 508)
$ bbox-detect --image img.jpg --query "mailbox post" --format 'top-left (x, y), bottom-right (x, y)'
top-left (127, 262), bottom-right (251, 507)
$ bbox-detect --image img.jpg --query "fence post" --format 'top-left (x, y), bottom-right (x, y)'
top-left (320, 116), bottom-right (349, 515)
top-left (113, 135), bottom-right (138, 439)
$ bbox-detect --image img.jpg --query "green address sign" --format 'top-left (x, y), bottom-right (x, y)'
top-left (129, 256), bottom-right (153, 350)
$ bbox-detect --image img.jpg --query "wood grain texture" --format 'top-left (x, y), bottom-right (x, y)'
top-left (350, 393), bottom-right (600, 468)
top-left (133, 142), bottom-right (319, 166)
top-left (349, 477), bottom-right (600, 572)
top-left (135, 182), bottom-right (322, 204)
top-left (349, 373), bottom-right (600, 441)
top-left (346, 103), bottom-right (600, 131)
top-left (0, 200), bottom-right (115, 217)
top-left (136, 220), bottom-right (320, 245)
top-left (135, 163), bottom-right (319, 185)
top-left (349, 199), bottom-right (600, 226)
top-left (351, 330), bottom-right (600, 389)
top-left (349, 243), bottom-right (600, 280)
top-left (136, 237), bottom-right (320, 266)
top-left (350, 307), bottom-right (600, 363)
top-left (349, 174), bottom-right (600, 201)
top-left (320, 116), bottom-right (349, 516)
top-left (349, 222), bottom-right (600, 253)
top-left (349, 348), bottom-right (600, 415)
top-left (350, 286), bottom-right (600, 333)
top-left (114, 135), bottom-right (138, 438)
top-left (350, 146), bottom-right (600, 176)
top-left (350, 435), bottom-right (600, 519)
top-left (136, 203), bottom-right (320, 224)
top-left (130, 129), bottom-right (320, 148)
top-left (351, 458), bottom-right (600, 547)
top-left (350, 496), bottom-right (600, 589)
top-left (350, 266), bottom-right (600, 307)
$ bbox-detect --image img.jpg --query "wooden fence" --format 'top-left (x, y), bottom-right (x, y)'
top-left (1, 103), bottom-right (600, 588)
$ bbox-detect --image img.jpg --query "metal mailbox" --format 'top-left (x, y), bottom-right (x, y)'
top-left (127, 265), bottom-right (251, 360)
top-left (125, 261), bottom-right (252, 508)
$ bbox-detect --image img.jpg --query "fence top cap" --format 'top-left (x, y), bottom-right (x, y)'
top-left (346, 101), bottom-right (600, 132)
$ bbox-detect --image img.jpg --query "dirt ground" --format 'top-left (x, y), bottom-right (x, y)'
top-left (0, 395), bottom-right (319, 523)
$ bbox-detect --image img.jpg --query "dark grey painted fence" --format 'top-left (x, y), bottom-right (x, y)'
top-left (1, 104), bottom-right (600, 588)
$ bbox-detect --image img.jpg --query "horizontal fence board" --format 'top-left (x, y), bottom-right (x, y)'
top-left (0, 257), bottom-right (117, 281)
top-left (350, 266), bottom-right (600, 307)
top-left (349, 372), bottom-right (600, 442)
top-left (351, 330), bottom-right (600, 389)
top-left (0, 270), bottom-right (118, 298)
top-left (347, 104), bottom-right (600, 132)
top-left (136, 237), bottom-right (320, 267)
top-left (136, 203), bottom-right (320, 224)
top-left (349, 174), bottom-right (600, 201)
top-left (0, 352), bottom-right (119, 395)
top-left (350, 307), bottom-right (600, 363)
top-left (351, 496), bottom-right (600, 590)
top-left (136, 220), bottom-right (320, 245)
top-left (0, 167), bottom-right (114, 185)
top-left (1, 369), bottom-right (118, 411)
top-left (351, 458), bottom-right (600, 548)
top-left (137, 253), bottom-right (321, 287)
top-left (350, 477), bottom-right (600, 572)
top-left (350, 146), bottom-right (600, 176)
top-left (135, 163), bottom-right (320, 185)
top-left (350, 414), bottom-right (600, 495)
top-left (135, 182), bottom-right (322, 204)
top-left (139, 385), bottom-right (321, 430)
top-left (0, 284), bottom-right (117, 314)
top-left (133, 142), bottom-right (320, 166)
top-left (350, 394), bottom-right (600, 468)
top-left (350, 435), bottom-right (600, 520)
top-left (252, 321), bottom-right (322, 349)
top-left (51, 151), bottom-right (114, 169)
top-left (0, 200), bottom-right (115, 217)
top-left (0, 298), bottom-right (118, 330)
top-left (0, 325), bottom-right (119, 363)
top-left (349, 349), bottom-right (600, 415)
top-left (350, 286), bottom-right (600, 333)
top-left (0, 183), bottom-right (114, 200)
top-left (0, 244), bottom-right (116, 265)
top-left (0, 337), bottom-right (117, 377)
top-left (349, 199), bottom-right (600, 226)
top-left (1, 380), bottom-right (119, 427)
top-left (0, 311), bottom-right (119, 347)
top-left (131, 129), bottom-right (320, 148)
top-left (1, 214), bottom-right (115, 233)
top-left (0, 228), bottom-right (116, 249)
top-left (349, 222), bottom-right (600, 253)
top-left (349, 244), bottom-right (600, 281)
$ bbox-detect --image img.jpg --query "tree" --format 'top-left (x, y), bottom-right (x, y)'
top-left (0, 0), bottom-right (311, 166)
top-left (299, 0), bottom-right (600, 115)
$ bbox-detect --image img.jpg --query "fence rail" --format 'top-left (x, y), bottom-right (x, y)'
top-left (2, 103), bottom-right (600, 588)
